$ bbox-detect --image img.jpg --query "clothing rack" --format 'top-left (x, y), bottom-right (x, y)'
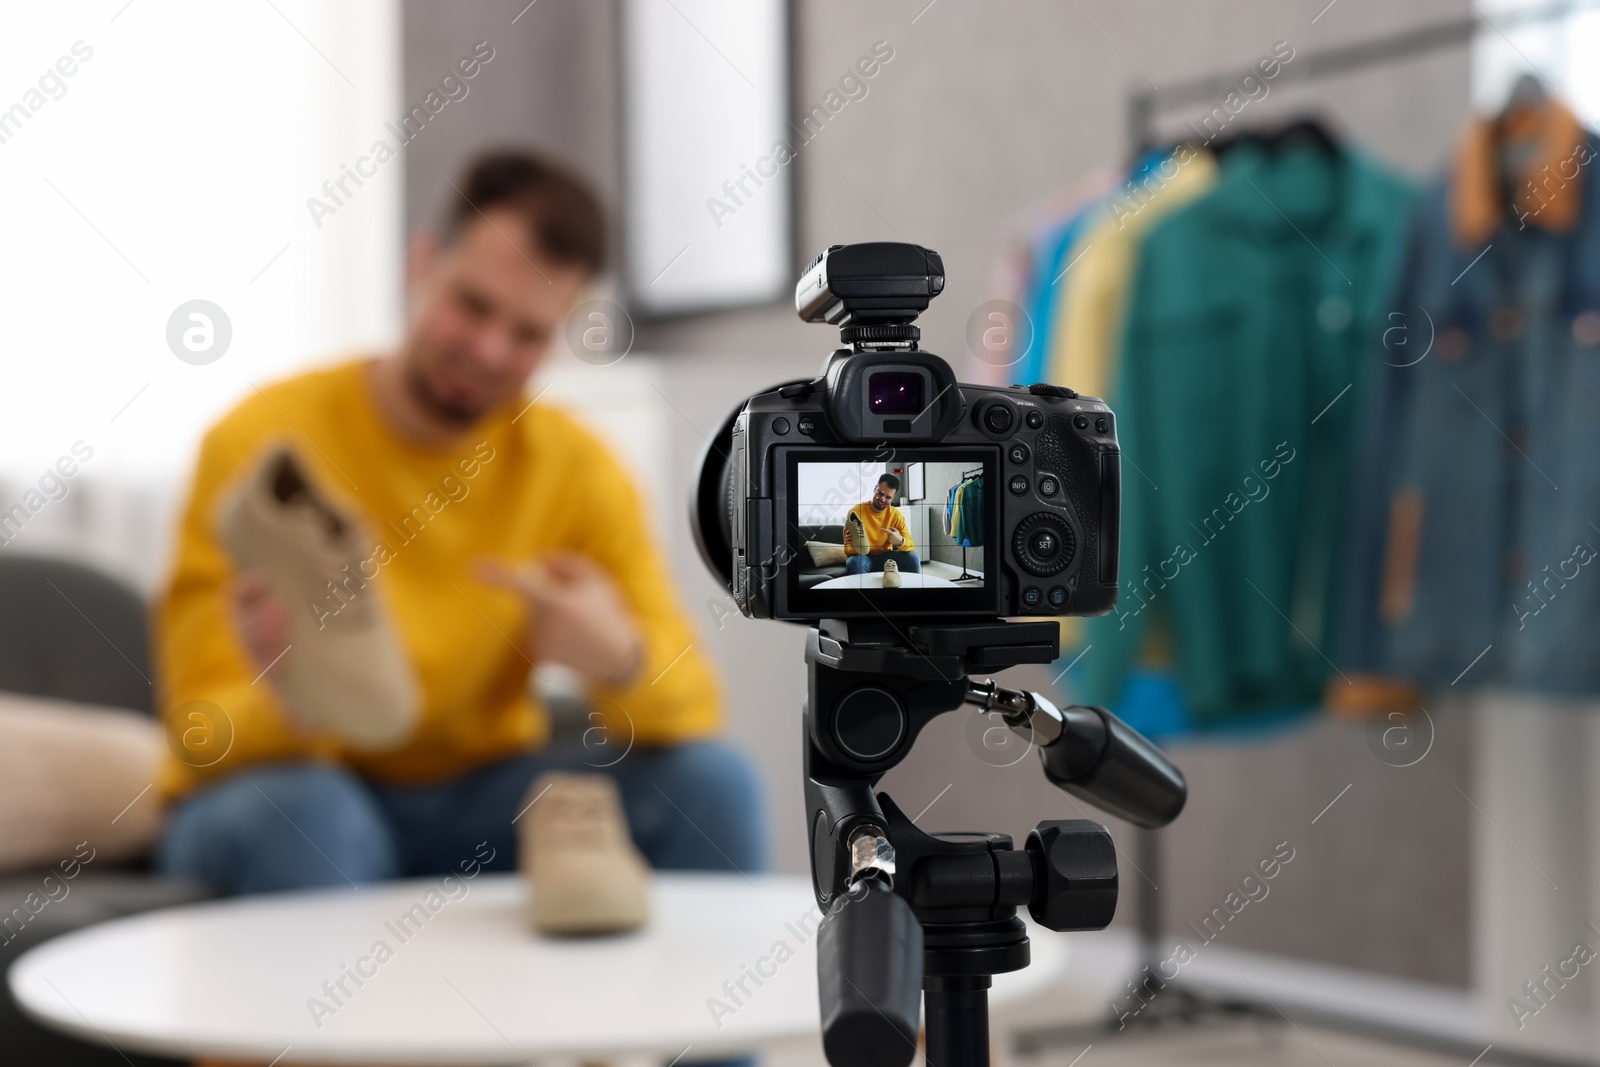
top-left (1127, 0), bottom-right (1599, 150)
top-left (955, 469), bottom-right (982, 580)
top-left (1019, 4), bottom-right (1600, 1061)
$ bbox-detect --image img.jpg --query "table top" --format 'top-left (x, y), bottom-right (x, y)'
top-left (11, 873), bottom-right (1068, 1065)
top-left (811, 573), bottom-right (960, 590)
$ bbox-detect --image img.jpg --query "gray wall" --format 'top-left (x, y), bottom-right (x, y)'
top-left (404, 0), bottom-right (1475, 986)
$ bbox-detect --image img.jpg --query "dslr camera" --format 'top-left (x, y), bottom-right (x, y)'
top-left (693, 242), bottom-right (1122, 621)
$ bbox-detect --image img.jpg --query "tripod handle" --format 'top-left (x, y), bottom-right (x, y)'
top-left (1040, 704), bottom-right (1187, 828)
top-left (966, 682), bottom-right (1187, 829)
top-left (816, 879), bottom-right (923, 1067)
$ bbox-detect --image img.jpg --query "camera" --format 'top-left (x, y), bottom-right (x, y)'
top-left (692, 241), bottom-right (1122, 621)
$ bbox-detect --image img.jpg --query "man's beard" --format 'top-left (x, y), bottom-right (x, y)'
top-left (405, 361), bottom-right (487, 428)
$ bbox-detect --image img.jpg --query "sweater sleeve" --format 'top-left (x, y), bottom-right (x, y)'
top-left (573, 439), bottom-right (721, 746)
top-left (156, 425), bottom-right (326, 798)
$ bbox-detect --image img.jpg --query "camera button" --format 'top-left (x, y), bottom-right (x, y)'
top-left (1096, 417), bottom-right (1110, 434)
top-left (1073, 414), bottom-right (1089, 430)
top-left (1038, 475), bottom-right (1059, 497)
top-left (1008, 474), bottom-right (1029, 495)
top-left (982, 404), bottom-right (1015, 434)
top-left (772, 417), bottom-right (791, 435)
top-left (1022, 586), bottom-right (1043, 609)
top-left (1025, 410), bottom-right (1045, 429)
top-left (798, 416), bottom-right (816, 435)
top-left (1013, 513), bottom-right (1074, 576)
top-left (1007, 443), bottom-right (1029, 465)
top-left (1048, 586), bottom-right (1068, 608)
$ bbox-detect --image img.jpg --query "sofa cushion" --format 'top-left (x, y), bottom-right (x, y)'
top-left (0, 692), bottom-right (166, 874)
top-left (804, 541), bottom-right (848, 568)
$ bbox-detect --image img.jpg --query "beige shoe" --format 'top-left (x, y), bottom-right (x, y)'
top-left (846, 511), bottom-right (868, 553)
top-left (520, 772), bottom-right (650, 936)
top-left (881, 558), bottom-right (901, 588)
top-left (218, 445), bottom-right (418, 750)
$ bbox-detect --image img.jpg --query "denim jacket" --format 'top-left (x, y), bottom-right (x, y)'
top-left (1340, 132), bottom-right (1600, 694)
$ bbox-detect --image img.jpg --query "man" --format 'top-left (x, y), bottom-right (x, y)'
top-left (842, 473), bottom-right (921, 576)
top-left (155, 149), bottom-right (764, 895)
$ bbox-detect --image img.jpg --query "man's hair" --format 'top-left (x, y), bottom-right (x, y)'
top-left (878, 473), bottom-right (901, 492)
top-left (441, 148), bottom-right (606, 274)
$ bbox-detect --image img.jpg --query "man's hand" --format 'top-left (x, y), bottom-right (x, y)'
top-left (886, 528), bottom-right (905, 547)
top-left (476, 553), bottom-right (644, 688)
top-left (232, 574), bottom-right (316, 733)
top-left (233, 573), bottom-right (291, 677)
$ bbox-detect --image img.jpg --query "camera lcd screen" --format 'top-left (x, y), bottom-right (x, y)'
top-left (867, 372), bottom-right (924, 415)
top-left (783, 449), bottom-right (998, 616)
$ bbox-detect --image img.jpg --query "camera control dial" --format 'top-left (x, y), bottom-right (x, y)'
top-left (1013, 512), bottom-right (1075, 577)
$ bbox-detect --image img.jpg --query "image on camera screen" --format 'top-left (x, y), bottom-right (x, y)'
top-left (787, 452), bottom-right (997, 613)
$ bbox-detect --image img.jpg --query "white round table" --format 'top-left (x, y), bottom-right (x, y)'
top-left (10, 873), bottom-right (1068, 1065)
top-left (811, 573), bottom-right (960, 590)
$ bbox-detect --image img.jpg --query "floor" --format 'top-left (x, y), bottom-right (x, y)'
top-left (761, 929), bottom-right (1547, 1067)
top-left (998, 1021), bottom-right (1469, 1066)
top-left (767, 1015), bottom-right (1467, 1067)
top-left (920, 560), bottom-right (984, 585)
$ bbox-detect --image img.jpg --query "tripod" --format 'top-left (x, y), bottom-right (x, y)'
top-left (802, 618), bottom-right (1187, 1067)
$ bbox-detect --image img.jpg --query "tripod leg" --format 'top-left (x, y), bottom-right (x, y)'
top-left (923, 976), bottom-right (991, 1067)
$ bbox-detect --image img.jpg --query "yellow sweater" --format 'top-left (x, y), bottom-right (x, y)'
top-left (156, 359), bottom-right (719, 798)
top-left (844, 502), bottom-right (913, 555)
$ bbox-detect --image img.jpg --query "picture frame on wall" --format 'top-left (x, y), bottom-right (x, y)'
top-left (620, 0), bottom-right (791, 316)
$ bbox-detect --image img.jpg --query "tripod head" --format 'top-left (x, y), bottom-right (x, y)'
top-left (803, 618), bottom-right (1186, 1067)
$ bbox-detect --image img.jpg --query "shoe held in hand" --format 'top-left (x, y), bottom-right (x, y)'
top-left (219, 445), bottom-right (419, 750)
top-left (846, 511), bottom-right (868, 553)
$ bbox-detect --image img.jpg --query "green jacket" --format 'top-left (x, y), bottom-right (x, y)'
top-left (1077, 143), bottom-right (1413, 725)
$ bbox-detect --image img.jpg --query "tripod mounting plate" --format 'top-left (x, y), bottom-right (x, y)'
top-left (813, 618), bottom-right (1059, 681)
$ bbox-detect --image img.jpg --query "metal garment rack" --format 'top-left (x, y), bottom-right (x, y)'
top-left (1127, 0), bottom-right (1597, 149)
top-left (954, 468), bottom-right (983, 581)
top-left (1020, 2), bottom-right (1598, 1062)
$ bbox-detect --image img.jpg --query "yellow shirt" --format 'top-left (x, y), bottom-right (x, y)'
top-left (844, 502), bottom-right (913, 555)
top-left (156, 359), bottom-right (719, 797)
top-left (1050, 148), bottom-right (1218, 398)
top-left (1048, 149), bottom-right (1216, 650)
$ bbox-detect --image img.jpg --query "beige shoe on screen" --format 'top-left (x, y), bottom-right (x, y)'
top-left (520, 772), bottom-right (650, 936)
top-left (846, 511), bottom-right (868, 554)
top-left (218, 445), bottom-right (419, 750)
top-left (881, 558), bottom-right (902, 588)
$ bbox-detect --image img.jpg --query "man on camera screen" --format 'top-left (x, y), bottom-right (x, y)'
top-left (842, 473), bottom-right (922, 578)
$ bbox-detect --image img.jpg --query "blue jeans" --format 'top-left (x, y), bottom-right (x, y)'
top-left (159, 741), bottom-right (768, 894)
top-left (843, 551), bottom-right (921, 575)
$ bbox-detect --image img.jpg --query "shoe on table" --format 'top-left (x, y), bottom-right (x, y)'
top-left (218, 445), bottom-right (418, 750)
top-left (520, 772), bottom-right (650, 936)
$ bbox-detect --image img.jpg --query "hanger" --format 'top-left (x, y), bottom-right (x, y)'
top-left (1270, 116), bottom-right (1342, 157)
top-left (1494, 73), bottom-right (1550, 202)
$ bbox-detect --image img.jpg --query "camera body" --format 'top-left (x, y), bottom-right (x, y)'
top-left (717, 242), bottom-right (1122, 622)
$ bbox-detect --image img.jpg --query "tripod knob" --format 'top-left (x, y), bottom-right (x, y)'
top-left (1025, 820), bottom-right (1119, 931)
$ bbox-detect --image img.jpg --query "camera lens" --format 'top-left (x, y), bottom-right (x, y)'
top-left (868, 372), bottom-right (924, 416)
